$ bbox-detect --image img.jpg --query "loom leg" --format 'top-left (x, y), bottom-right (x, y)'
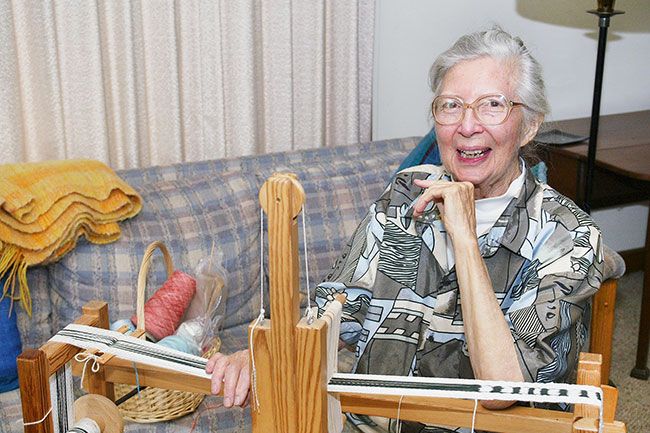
top-left (296, 318), bottom-right (328, 433)
top-left (17, 348), bottom-right (54, 433)
top-left (249, 320), bottom-right (276, 433)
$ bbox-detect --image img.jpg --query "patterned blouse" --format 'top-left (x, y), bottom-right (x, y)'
top-left (315, 164), bottom-right (603, 433)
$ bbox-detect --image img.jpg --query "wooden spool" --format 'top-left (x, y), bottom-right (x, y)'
top-left (73, 394), bottom-right (124, 433)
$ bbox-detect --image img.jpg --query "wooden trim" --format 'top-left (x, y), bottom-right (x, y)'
top-left (590, 279), bottom-right (617, 384)
top-left (619, 248), bottom-right (645, 273)
top-left (339, 393), bottom-right (574, 433)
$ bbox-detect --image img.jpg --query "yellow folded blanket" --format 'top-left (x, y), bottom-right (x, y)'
top-left (0, 159), bottom-right (142, 315)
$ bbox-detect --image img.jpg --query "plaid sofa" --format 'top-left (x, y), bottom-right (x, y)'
top-left (1, 137), bottom-right (418, 433)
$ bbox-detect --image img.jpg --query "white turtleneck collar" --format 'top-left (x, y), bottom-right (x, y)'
top-left (474, 159), bottom-right (526, 236)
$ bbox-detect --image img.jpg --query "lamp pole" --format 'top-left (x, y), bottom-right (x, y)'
top-left (583, 3), bottom-right (624, 213)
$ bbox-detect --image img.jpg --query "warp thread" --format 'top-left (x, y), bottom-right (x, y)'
top-left (395, 395), bottom-right (404, 433)
top-left (470, 398), bottom-right (478, 433)
top-left (131, 270), bottom-right (196, 341)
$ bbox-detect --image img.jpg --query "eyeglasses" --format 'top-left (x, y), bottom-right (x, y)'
top-left (431, 94), bottom-right (526, 126)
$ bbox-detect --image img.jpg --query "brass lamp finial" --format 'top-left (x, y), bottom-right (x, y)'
top-left (597, 0), bottom-right (615, 13)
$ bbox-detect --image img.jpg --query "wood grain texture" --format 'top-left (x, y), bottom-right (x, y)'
top-left (73, 393), bottom-right (123, 433)
top-left (601, 385), bottom-right (618, 424)
top-left (574, 353), bottom-right (602, 433)
top-left (258, 174), bottom-right (305, 433)
top-left (99, 356), bottom-right (212, 395)
top-left (340, 392), bottom-right (574, 433)
top-left (72, 303), bottom-right (116, 399)
top-left (296, 318), bottom-right (327, 433)
top-left (339, 390), bottom-right (625, 433)
top-left (41, 304), bottom-right (105, 375)
top-left (17, 349), bottom-right (53, 433)
top-left (250, 320), bottom-right (275, 432)
top-left (590, 278), bottom-right (618, 385)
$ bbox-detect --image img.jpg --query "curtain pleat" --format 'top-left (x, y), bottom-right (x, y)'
top-left (1, 0), bottom-right (375, 169)
top-left (357, 0), bottom-right (375, 144)
top-left (98, 1), bottom-right (141, 168)
top-left (260, 0), bottom-right (293, 155)
top-left (53, 1), bottom-right (110, 162)
top-left (291, 1), bottom-right (325, 150)
top-left (0, 1), bottom-right (23, 162)
top-left (176, 0), bottom-right (205, 163)
top-left (10, 1), bottom-right (67, 162)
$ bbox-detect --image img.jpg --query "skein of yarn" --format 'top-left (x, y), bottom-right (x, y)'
top-left (110, 319), bottom-right (135, 334)
top-left (157, 334), bottom-right (200, 356)
top-left (131, 270), bottom-right (196, 341)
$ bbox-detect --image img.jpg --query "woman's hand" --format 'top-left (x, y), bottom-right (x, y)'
top-left (412, 179), bottom-right (477, 243)
top-left (206, 349), bottom-right (250, 408)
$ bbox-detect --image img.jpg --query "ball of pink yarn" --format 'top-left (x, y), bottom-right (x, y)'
top-left (131, 270), bottom-right (196, 341)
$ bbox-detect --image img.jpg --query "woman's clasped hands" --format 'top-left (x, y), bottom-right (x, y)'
top-left (411, 178), bottom-right (477, 242)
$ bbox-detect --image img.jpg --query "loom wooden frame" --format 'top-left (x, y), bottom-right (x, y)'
top-left (17, 173), bottom-right (625, 433)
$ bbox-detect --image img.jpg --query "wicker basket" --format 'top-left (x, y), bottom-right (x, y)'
top-left (115, 241), bottom-right (208, 423)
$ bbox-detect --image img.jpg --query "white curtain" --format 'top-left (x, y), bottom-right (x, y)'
top-left (0, 0), bottom-right (374, 169)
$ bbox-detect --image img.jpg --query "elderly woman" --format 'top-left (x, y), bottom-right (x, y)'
top-left (207, 27), bottom-right (604, 432)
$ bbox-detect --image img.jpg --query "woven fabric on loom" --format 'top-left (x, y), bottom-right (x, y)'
top-left (0, 159), bottom-right (142, 316)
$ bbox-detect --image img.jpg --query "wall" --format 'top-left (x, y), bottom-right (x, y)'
top-left (372, 0), bottom-right (650, 251)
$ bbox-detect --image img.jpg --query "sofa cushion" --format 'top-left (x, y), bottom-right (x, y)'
top-left (49, 169), bottom-right (263, 335)
top-left (17, 266), bottom-right (53, 346)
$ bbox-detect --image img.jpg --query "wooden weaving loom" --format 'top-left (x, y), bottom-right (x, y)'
top-left (17, 173), bottom-right (627, 433)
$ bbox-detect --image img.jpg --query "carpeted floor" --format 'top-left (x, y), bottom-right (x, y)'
top-left (609, 271), bottom-right (650, 432)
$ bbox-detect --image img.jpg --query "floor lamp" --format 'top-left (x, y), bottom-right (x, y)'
top-left (583, 0), bottom-right (624, 213)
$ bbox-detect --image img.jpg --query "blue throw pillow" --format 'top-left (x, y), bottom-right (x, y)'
top-left (0, 279), bottom-right (22, 392)
top-left (396, 126), bottom-right (441, 173)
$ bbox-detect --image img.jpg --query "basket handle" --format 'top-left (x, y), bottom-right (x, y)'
top-left (136, 241), bottom-right (174, 333)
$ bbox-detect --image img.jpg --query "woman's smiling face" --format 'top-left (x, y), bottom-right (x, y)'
top-left (434, 56), bottom-right (539, 199)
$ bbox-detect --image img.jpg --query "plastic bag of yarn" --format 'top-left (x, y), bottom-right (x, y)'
top-left (180, 252), bottom-right (227, 354)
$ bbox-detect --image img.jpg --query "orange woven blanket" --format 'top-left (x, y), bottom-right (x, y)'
top-left (0, 159), bottom-right (142, 315)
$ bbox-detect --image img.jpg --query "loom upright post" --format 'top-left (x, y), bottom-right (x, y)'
top-left (251, 173), bottom-right (329, 433)
top-left (79, 302), bottom-right (114, 398)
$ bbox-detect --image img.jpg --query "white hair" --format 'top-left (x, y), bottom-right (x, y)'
top-left (429, 26), bottom-right (550, 129)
